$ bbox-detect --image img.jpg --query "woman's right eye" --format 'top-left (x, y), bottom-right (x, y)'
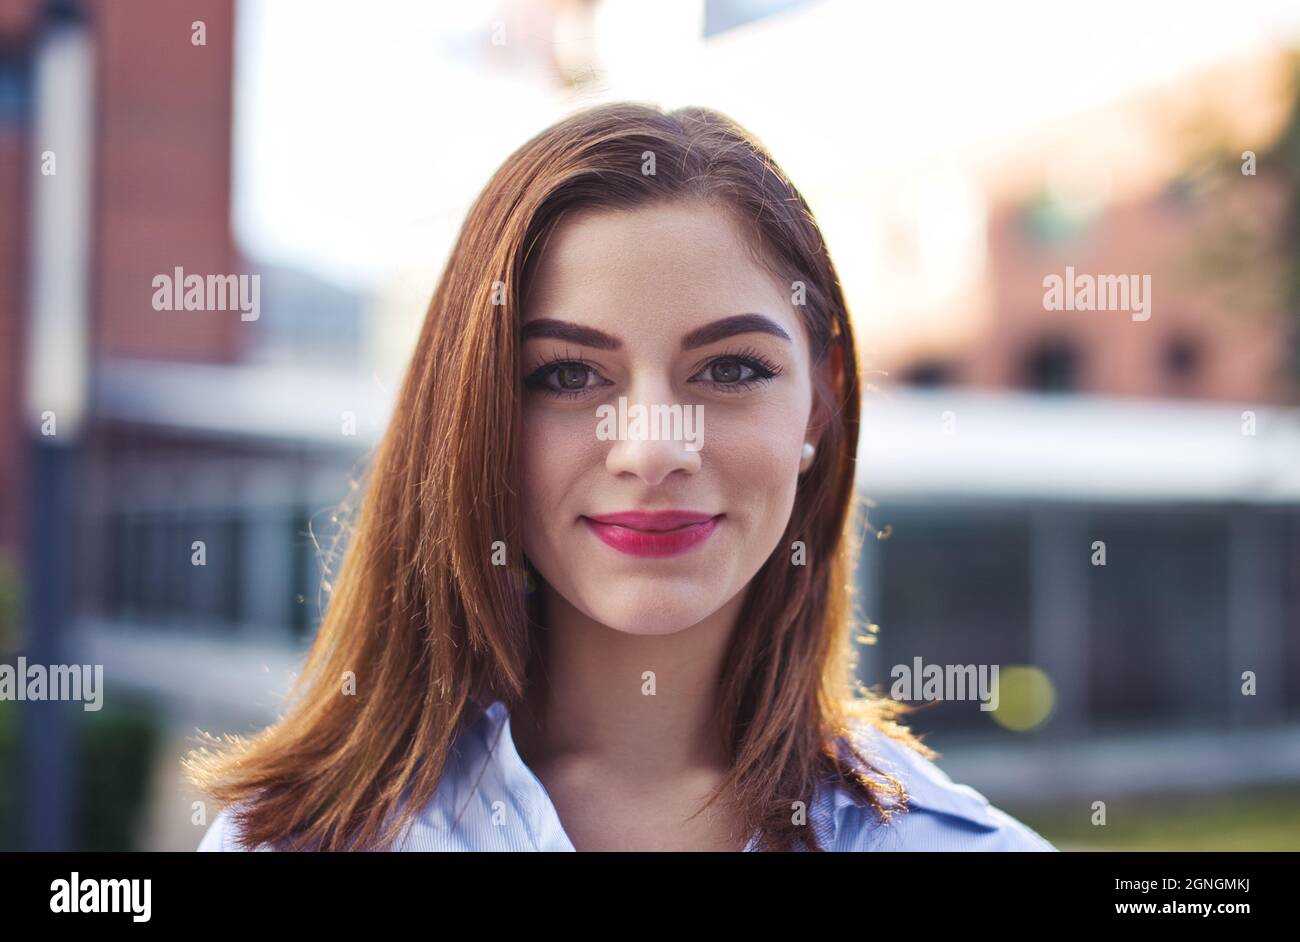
top-left (524, 361), bottom-right (609, 397)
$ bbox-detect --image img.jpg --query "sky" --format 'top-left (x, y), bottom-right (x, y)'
top-left (231, 0), bottom-right (1300, 294)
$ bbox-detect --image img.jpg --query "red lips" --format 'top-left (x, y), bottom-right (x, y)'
top-left (582, 510), bottom-right (723, 558)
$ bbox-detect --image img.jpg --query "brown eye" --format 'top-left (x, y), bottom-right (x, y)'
top-left (523, 358), bottom-right (611, 398)
top-left (687, 350), bottom-right (782, 392)
top-left (700, 357), bottom-right (758, 385)
top-left (557, 365), bottom-right (589, 390)
top-left (709, 358), bottom-right (744, 384)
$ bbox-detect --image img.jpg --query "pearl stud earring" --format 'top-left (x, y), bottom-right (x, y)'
top-left (801, 442), bottom-right (815, 463)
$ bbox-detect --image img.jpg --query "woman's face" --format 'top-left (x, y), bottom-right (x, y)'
top-left (519, 200), bottom-right (823, 636)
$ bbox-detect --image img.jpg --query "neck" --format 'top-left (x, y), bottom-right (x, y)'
top-left (513, 584), bottom-right (749, 780)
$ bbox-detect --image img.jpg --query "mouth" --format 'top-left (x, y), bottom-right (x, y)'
top-left (581, 510), bottom-right (724, 558)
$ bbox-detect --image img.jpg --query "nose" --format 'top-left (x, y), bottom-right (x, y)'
top-left (603, 384), bottom-right (702, 486)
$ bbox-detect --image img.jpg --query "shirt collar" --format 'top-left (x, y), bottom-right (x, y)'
top-left (465, 700), bottom-right (999, 851)
top-left (826, 720), bottom-right (1003, 831)
top-left (469, 699), bottom-right (576, 851)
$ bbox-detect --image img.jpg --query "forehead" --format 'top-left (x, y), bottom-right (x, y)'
top-left (522, 200), bottom-right (800, 341)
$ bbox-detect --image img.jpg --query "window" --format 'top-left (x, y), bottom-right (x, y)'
top-left (869, 508), bottom-right (1033, 735)
top-left (1021, 337), bottom-right (1081, 393)
top-left (900, 359), bottom-right (957, 388)
top-left (0, 46), bottom-right (30, 126)
top-left (1163, 332), bottom-right (1202, 385)
top-left (1087, 510), bottom-right (1229, 728)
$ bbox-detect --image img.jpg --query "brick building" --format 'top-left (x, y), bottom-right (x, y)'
top-left (0, 0), bottom-right (242, 566)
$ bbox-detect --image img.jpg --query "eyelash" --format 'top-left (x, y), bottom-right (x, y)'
top-left (522, 346), bottom-right (784, 400)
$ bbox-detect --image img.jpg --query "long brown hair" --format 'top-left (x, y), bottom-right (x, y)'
top-left (184, 101), bottom-right (930, 852)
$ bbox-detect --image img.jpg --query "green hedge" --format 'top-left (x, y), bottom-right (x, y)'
top-left (0, 696), bottom-right (15, 850)
top-left (0, 691), bottom-right (162, 851)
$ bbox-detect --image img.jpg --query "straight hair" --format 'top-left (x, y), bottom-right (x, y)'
top-left (185, 101), bottom-right (931, 852)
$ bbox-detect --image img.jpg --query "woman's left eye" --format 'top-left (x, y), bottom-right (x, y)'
top-left (690, 355), bottom-right (780, 390)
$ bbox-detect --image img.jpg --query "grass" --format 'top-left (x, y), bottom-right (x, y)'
top-left (1007, 785), bottom-right (1300, 851)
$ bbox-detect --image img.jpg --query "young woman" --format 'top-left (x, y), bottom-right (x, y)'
top-left (189, 102), bottom-right (1055, 852)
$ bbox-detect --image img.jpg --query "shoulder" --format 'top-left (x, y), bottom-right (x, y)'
top-left (194, 707), bottom-right (498, 853)
top-left (822, 721), bottom-right (1057, 852)
top-left (195, 805), bottom-right (237, 851)
top-left (196, 802), bottom-right (274, 852)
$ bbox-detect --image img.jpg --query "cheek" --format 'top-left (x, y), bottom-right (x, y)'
top-left (702, 397), bottom-right (808, 518)
top-left (519, 405), bottom-right (599, 540)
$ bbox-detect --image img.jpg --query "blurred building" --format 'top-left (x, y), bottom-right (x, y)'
top-left (853, 389), bottom-right (1300, 801)
top-left (1, 0), bottom-right (245, 562)
top-left (0, 0), bottom-right (371, 848)
top-left (839, 50), bottom-right (1300, 800)
top-left (887, 51), bottom-right (1300, 404)
top-left (0, 0), bottom-right (1297, 849)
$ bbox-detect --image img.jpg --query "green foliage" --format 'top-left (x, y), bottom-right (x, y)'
top-left (1012, 786), bottom-right (1300, 851)
top-left (0, 698), bottom-right (16, 850)
top-left (77, 696), bottom-right (162, 850)
top-left (0, 693), bottom-right (162, 850)
top-left (0, 556), bottom-right (20, 655)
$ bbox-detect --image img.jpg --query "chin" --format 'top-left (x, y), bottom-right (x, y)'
top-left (582, 587), bottom-right (719, 636)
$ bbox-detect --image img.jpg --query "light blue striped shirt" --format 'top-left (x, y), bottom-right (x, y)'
top-left (197, 699), bottom-right (1056, 851)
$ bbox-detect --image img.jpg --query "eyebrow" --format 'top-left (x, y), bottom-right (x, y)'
top-left (680, 313), bottom-right (792, 350)
top-left (520, 318), bottom-right (621, 350)
top-left (520, 313), bottom-right (792, 351)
